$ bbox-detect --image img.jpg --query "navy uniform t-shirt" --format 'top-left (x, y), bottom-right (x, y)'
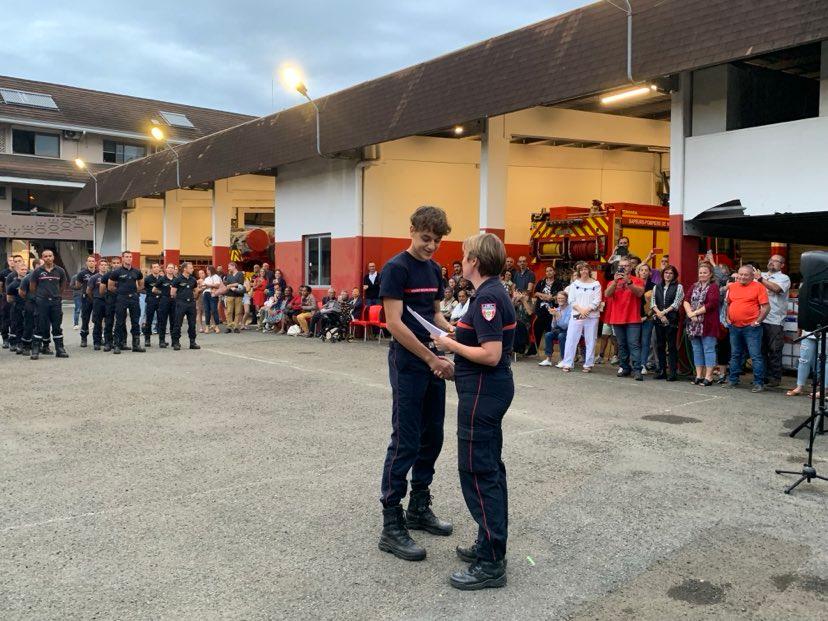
top-left (454, 276), bottom-right (516, 376)
top-left (379, 251), bottom-right (444, 342)
top-left (144, 273), bottom-right (163, 297)
top-left (88, 273), bottom-right (106, 299)
top-left (156, 275), bottom-right (174, 298)
top-left (0, 267), bottom-right (12, 293)
top-left (20, 273), bottom-right (34, 302)
top-left (73, 268), bottom-right (94, 293)
top-left (31, 265), bottom-right (68, 299)
top-left (110, 266), bottom-right (142, 295)
top-left (172, 275), bottom-right (197, 303)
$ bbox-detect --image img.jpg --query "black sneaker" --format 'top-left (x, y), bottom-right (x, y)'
top-left (634, 372), bottom-right (643, 381)
top-left (751, 384), bottom-right (765, 393)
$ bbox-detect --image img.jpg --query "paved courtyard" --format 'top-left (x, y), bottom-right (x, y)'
top-left (1, 315), bottom-right (826, 620)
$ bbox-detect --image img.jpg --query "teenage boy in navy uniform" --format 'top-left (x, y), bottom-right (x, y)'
top-left (433, 233), bottom-right (515, 590)
top-left (378, 205), bottom-right (455, 562)
top-left (101, 256), bottom-right (122, 352)
top-left (108, 251), bottom-right (145, 354)
top-left (30, 249), bottom-right (69, 359)
top-left (142, 263), bottom-right (164, 348)
top-left (155, 263), bottom-right (177, 348)
top-left (171, 262), bottom-right (201, 351)
top-left (87, 260), bottom-right (108, 351)
top-left (73, 255), bottom-right (97, 348)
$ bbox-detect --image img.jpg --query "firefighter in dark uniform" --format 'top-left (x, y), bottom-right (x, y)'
top-left (87, 259), bottom-right (108, 351)
top-left (108, 251), bottom-right (145, 354)
top-left (377, 206), bottom-right (455, 562)
top-left (101, 256), bottom-right (122, 352)
top-left (18, 265), bottom-right (37, 356)
top-left (5, 263), bottom-right (27, 353)
top-left (432, 233), bottom-right (515, 590)
top-left (170, 262), bottom-right (201, 351)
top-left (73, 255), bottom-right (97, 348)
top-left (155, 263), bottom-right (176, 348)
top-left (30, 249), bottom-right (69, 360)
top-left (0, 255), bottom-right (14, 349)
top-left (142, 262), bottom-right (164, 348)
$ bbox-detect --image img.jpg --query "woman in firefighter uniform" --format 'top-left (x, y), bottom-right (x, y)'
top-left (433, 232), bottom-right (515, 591)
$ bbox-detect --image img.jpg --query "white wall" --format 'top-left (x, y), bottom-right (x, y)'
top-left (276, 158), bottom-right (359, 241)
top-left (684, 116), bottom-right (828, 219)
top-left (692, 65), bottom-right (728, 136)
top-left (362, 136), bottom-right (662, 245)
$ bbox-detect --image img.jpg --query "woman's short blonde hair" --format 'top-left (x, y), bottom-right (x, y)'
top-left (463, 233), bottom-right (507, 277)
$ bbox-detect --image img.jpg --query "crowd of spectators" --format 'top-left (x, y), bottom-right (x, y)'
top-left (108, 246), bottom-right (821, 394)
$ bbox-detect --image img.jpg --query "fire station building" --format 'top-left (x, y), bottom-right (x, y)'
top-left (68, 0), bottom-right (828, 292)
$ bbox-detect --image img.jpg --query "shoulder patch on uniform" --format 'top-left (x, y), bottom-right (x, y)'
top-left (481, 303), bottom-right (496, 321)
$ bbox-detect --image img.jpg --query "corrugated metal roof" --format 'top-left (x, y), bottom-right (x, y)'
top-left (69, 0), bottom-right (828, 211)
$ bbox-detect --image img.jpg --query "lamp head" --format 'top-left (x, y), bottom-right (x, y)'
top-left (74, 158), bottom-right (87, 170)
top-left (150, 125), bottom-right (166, 142)
top-left (281, 65), bottom-right (309, 99)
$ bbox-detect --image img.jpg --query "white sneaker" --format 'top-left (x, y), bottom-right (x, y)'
top-left (73, 325), bottom-right (79, 330)
top-left (538, 359), bottom-right (552, 367)
top-left (610, 356), bottom-right (619, 365)
top-left (641, 368), bottom-right (647, 375)
top-left (555, 361), bottom-right (565, 368)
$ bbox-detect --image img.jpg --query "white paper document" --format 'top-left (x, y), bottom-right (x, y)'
top-left (407, 307), bottom-right (447, 338)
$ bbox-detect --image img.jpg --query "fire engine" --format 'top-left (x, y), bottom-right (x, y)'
top-left (529, 200), bottom-right (670, 279)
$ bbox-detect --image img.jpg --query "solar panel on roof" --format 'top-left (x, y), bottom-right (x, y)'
top-left (0, 88), bottom-right (59, 109)
top-left (159, 110), bottom-right (195, 128)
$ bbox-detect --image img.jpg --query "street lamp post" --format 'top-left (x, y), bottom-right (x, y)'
top-left (150, 123), bottom-right (181, 187)
top-left (280, 65), bottom-right (340, 159)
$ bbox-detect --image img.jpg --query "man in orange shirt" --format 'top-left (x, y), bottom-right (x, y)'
top-left (725, 266), bottom-right (770, 392)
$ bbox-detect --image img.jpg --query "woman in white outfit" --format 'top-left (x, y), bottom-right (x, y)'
top-left (561, 261), bottom-right (602, 372)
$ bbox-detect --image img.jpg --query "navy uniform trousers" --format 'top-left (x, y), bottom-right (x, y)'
top-left (172, 300), bottom-right (197, 342)
top-left (156, 297), bottom-right (172, 342)
top-left (21, 298), bottom-right (36, 348)
top-left (34, 297), bottom-right (63, 348)
top-left (91, 298), bottom-right (106, 346)
top-left (380, 341), bottom-right (446, 507)
top-left (115, 293), bottom-right (141, 340)
top-left (143, 293), bottom-right (162, 338)
top-left (104, 295), bottom-right (118, 346)
top-left (79, 296), bottom-right (93, 340)
top-left (456, 369), bottom-right (514, 563)
top-left (7, 300), bottom-right (22, 348)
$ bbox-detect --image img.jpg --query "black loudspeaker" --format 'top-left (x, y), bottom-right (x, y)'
top-left (798, 251), bottom-right (828, 331)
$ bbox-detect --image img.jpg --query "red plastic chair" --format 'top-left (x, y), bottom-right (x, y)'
top-left (351, 306), bottom-right (369, 340)
top-left (371, 306), bottom-right (388, 343)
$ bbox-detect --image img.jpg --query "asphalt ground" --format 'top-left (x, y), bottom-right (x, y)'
top-left (1, 312), bottom-right (826, 620)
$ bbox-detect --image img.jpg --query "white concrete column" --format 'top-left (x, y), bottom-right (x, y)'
top-left (212, 179), bottom-right (233, 268)
top-left (162, 191), bottom-right (182, 266)
top-left (122, 200), bottom-right (142, 259)
top-left (478, 115), bottom-right (508, 239)
top-left (820, 41), bottom-right (828, 116)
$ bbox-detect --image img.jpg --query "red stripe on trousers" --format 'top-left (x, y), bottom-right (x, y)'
top-left (383, 346), bottom-right (399, 504)
top-left (469, 372), bottom-right (494, 560)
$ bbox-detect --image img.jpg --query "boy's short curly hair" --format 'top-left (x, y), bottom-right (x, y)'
top-left (410, 206), bottom-right (451, 237)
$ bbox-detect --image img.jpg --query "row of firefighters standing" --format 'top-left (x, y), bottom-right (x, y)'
top-left (0, 252), bottom-right (201, 359)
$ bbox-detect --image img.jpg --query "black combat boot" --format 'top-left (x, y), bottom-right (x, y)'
top-left (456, 542), bottom-right (508, 567)
top-left (378, 505), bottom-right (426, 561)
top-left (80, 336), bottom-right (88, 348)
top-left (41, 342), bottom-right (53, 355)
top-left (405, 489), bottom-right (453, 536)
top-left (103, 341), bottom-right (112, 352)
top-left (172, 340), bottom-right (181, 351)
top-left (19, 344), bottom-right (30, 357)
top-left (189, 340), bottom-right (201, 350)
top-left (113, 341), bottom-right (121, 354)
top-left (159, 340), bottom-right (168, 348)
top-left (30, 340), bottom-right (40, 360)
top-left (93, 342), bottom-right (101, 351)
top-left (55, 344), bottom-right (69, 358)
top-left (449, 559), bottom-right (506, 590)
top-left (132, 337), bottom-right (145, 353)
top-left (2, 338), bottom-right (8, 349)
top-left (144, 335), bottom-right (151, 348)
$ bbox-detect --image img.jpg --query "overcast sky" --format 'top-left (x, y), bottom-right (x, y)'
top-left (3, 0), bottom-right (585, 117)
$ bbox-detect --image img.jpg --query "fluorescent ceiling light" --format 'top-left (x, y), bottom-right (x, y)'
top-left (600, 85), bottom-right (656, 105)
